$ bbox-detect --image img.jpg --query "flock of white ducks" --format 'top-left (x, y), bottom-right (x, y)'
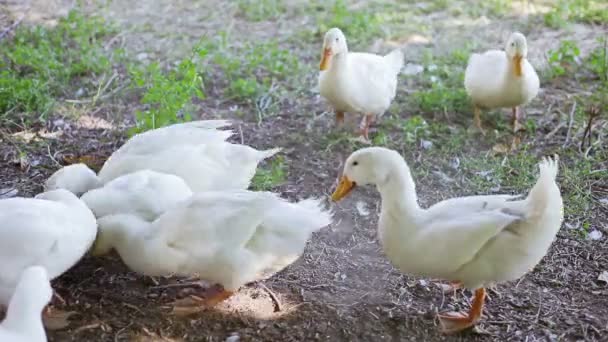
top-left (0, 26), bottom-right (562, 340)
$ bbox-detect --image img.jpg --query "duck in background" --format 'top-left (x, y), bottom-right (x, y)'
top-left (318, 27), bottom-right (403, 141)
top-left (464, 32), bottom-right (540, 135)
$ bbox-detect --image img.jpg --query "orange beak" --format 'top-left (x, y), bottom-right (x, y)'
top-left (513, 55), bottom-right (523, 77)
top-left (319, 47), bottom-right (332, 71)
top-left (331, 176), bottom-right (355, 201)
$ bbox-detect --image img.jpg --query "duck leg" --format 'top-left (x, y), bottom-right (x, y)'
top-left (440, 280), bottom-right (464, 295)
top-left (437, 288), bottom-right (486, 334)
top-left (512, 107), bottom-right (525, 132)
top-left (473, 107), bottom-right (486, 135)
top-left (335, 110), bottom-right (345, 126)
top-left (170, 283), bottom-right (234, 316)
top-left (42, 292), bottom-right (75, 330)
top-left (359, 114), bottom-right (375, 141)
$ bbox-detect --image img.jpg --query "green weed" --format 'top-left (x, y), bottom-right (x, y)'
top-left (203, 35), bottom-right (300, 103)
top-left (547, 40), bottom-right (581, 79)
top-left (588, 37), bottom-right (608, 83)
top-left (251, 155), bottom-right (288, 190)
top-left (409, 50), bottom-right (471, 115)
top-left (0, 10), bottom-right (115, 124)
top-left (238, 0), bottom-right (285, 21)
top-left (544, 0), bottom-right (608, 28)
top-left (313, 0), bottom-right (381, 46)
top-left (129, 44), bottom-right (206, 134)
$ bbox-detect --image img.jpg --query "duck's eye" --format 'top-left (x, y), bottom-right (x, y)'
top-left (352, 161), bottom-right (358, 166)
top-left (511, 42), bottom-right (515, 47)
top-left (335, 37), bottom-right (339, 42)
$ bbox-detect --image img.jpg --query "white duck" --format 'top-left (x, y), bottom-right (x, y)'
top-left (464, 32), bottom-right (540, 134)
top-left (81, 170), bottom-right (193, 221)
top-left (332, 147), bottom-right (562, 333)
top-left (0, 266), bottom-right (52, 342)
top-left (318, 27), bottom-right (403, 140)
top-left (0, 189), bottom-right (97, 329)
top-left (91, 190), bottom-right (332, 313)
top-left (45, 120), bottom-right (281, 194)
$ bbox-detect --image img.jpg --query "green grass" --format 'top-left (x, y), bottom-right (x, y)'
top-left (251, 155), bottom-right (288, 190)
top-left (202, 33), bottom-right (300, 103)
top-left (409, 49), bottom-right (471, 115)
top-left (129, 44), bottom-right (206, 135)
top-left (0, 9), bottom-right (116, 125)
top-left (546, 40), bottom-right (581, 79)
top-left (544, 0), bottom-right (608, 28)
top-left (238, 0), bottom-right (286, 21)
top-left (310, 0), bottom-right (382, 47)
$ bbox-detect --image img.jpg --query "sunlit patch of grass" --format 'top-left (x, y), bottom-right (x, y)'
top-left (251, 155), bottom-right (288, 191)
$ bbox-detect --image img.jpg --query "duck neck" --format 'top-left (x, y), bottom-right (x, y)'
top-left (2, 292), bottom-right (46, 339)
top-left (376, 160), bottom-right (421, 219)
top-left (329, 51), bottom-right (348, 73)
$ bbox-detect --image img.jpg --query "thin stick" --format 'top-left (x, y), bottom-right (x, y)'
top-left (0, 2), bottom-right (31, 41)
top-left (562, 101), bottom-right (577, 148)
top-left (259, 283), bottom-right (282, 312)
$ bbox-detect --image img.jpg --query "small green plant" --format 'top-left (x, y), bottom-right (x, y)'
top-left (129, 44), bottom-right (206, 134)
top-left (238, 0), bottom-right (285, 21)
top-left (547, 40), bottom-right (581, 78)
top-left (401, 115), bottom-right (429, 144)
top-left (0, 10), bottom-right (115, 123)
top-left (314, 0), bottom-right (381, 46)
top-left (251, 155), bottom-right (287, 190)
top-left (588, 37), bottom-right (608, 83)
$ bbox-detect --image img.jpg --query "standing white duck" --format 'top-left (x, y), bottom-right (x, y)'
top-left (331, 147), bottom-right (562, 334)
top-left (45, 120), bottom-right (280, 194)
top-left (81, 170), bottom-right (193, 221)
top-left (464, 32), bottom-right (540, 134)
top-left (0, 189), bottom-right (97, 329)
top-left (0, 266), bottom-right (52, 342)
top-left (318, 27), bottom-right (403, 140)
top-left (91, 190), bottom-right (332, 314)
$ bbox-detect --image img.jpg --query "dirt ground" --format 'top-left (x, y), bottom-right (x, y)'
top-left (1, 0), bottom-right (608, 341)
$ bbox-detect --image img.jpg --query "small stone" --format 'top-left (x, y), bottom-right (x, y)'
top-left (420, 139), bottom-right (433, 150)
top-left (225, 334), bottom-right (239, 342)
top-left (588, 230), bottom-right (603, 241)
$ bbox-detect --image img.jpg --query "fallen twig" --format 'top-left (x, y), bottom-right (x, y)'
top-left (259, 283), bottom-right (282, 312)
top-left (562, 101), bottom-right (577, 148)
top-left (0, 2), bottom-right (31, 40)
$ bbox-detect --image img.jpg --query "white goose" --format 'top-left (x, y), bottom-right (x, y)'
top-left (45, 120), bottom-right (280, 194)
top-left (464, 32), bottom-right (540, 133)
top-left (91, 190), bottom-right (333, 313)
top-left (0, 266), bottom-right (52, 342)
top-left (0, 189), bottom-right (97, 329)
top-left (318, 27), bottom-right (403, 140)
top-left (332, 147), bottom-right (562, 333)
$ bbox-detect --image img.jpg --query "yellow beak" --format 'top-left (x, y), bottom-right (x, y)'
top-left (319, 48), bottom-right (332, 71)
top-left (513, 55), bottom-right (523, 77)
top-left (331, 176), bottom-right (355, 202)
